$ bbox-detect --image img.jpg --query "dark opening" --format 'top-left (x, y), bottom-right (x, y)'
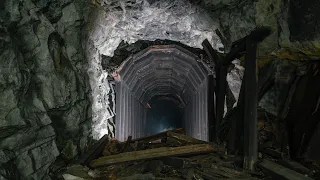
top-left (146, 95), bottom-right (183, 135)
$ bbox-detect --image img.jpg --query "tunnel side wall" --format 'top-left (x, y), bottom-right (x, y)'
top-left (184, 80), bottom-right (209, 141)
top-left (116, 82), bottom-right (146, 141)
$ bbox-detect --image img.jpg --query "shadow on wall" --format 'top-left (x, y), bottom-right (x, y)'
top-left (146, 97), bottom-right (183, 135)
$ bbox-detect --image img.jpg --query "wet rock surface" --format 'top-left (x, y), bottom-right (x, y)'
top-left (0, 0), bottom-right (91, 179)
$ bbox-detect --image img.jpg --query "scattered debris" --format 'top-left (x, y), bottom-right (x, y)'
top-left (68, 128), bottom-right (317, 180)
top-left (259, 159), bottom-right (313, 180)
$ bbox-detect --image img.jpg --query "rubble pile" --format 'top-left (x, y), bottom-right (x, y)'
top-left (63, 129), bottom-right (264, 180)
top-left (60, 128), bottom-right (319, 180)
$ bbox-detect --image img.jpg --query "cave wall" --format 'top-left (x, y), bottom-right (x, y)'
top-left (203, 0), bottom-right (320, 60)
top-left (0, 0), bottom-right (91, 179)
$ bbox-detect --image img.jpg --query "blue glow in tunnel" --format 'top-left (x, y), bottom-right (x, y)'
top-left (146, 99), bottom-right (183, 135)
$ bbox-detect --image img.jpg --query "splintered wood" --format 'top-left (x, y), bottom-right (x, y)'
top-left (74, 128), bottom-right (316, 180)
top-left (78, 128), bottom-right (266, 179)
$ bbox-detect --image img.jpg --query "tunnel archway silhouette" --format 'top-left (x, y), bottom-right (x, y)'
top-left (115, 45), bottom-right (212, 141)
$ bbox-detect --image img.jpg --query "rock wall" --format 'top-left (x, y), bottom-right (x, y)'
top-left (202, 0), bottom-right (320, 60)
top-left (0, 0), bottom-right (91, 179)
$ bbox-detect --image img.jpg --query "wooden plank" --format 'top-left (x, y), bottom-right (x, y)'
top-left (278, 158), bottom-right (314, 176)
top-left (259, 159), bottom-right (313, 180)
top-left (78, 134), bottom-right (109, 166)
top-left (166, 131), bottom-right (206, 144)
top-left (130, 128), bottom-right (185, 143)
top-left (90, 144), bottom-right (215, 168)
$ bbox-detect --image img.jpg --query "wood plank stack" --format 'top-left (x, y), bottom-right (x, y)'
top-left (69, 128), bottom-right (316, 180)
top-left (72, 129), bottom-right (264, 179)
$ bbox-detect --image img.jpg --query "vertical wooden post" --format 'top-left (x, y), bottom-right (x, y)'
top-left (202, 39), bottom-right (219, 142)
top-left (243, 37), bottom-right (258, 171)
top-left (208, 75), bottom-right (215, 142)
top-left (216, 65), bottom-right (228, 142)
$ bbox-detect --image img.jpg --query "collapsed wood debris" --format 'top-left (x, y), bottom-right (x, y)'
top-left (64, 128), bottom-right (316, 180)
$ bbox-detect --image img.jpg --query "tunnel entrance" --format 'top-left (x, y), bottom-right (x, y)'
top-left (115, 45), bottom-right (212, 141)
top-left (146, 95), bottom-right (184, 135)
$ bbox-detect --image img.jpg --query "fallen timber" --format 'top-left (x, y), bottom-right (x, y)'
top-left (130, 128), bottom-right (186, 143)
top-left (69, 127), bottom-right (316, 180)
top-left (91, 144), bottom-right (215, 168)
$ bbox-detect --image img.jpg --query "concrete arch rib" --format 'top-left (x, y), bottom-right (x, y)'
top-left (115, 45), bottom-right (210, 141)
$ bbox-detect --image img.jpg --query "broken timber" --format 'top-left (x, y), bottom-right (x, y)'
top-left (130, 128), bottom-right (185, 143)
top-left (77, 134), bottom-right (109, 166)
top-left (259, 159), bottom-right (313, 180)
top-left (90, 144), bottom-right (214, 168)
top-left (202, 27), bottom-right (271, 171)
top-left (166, 131), bottom-right (207, 144)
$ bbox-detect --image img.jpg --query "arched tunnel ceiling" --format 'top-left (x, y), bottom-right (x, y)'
top-left (115, 44), bottom-right (211, 141)
top-left (117, 45), bottom-right (212, 104)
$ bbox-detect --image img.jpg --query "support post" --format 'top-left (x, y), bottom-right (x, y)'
top-left (202, 39), bottom-right (219, 142)
top-left (208, 74), bottom-right (215, 142)
top-left (216, 65), bottom-right (228, 142)
top-left (243, 37), bottom-right (258, 171)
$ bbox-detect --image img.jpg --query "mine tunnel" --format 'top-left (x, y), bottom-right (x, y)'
top-left (1, 0), bottom-right (320, 179)
top-left (114, 45), bottom-right (212, 141)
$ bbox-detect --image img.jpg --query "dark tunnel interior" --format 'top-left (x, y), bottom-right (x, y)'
top-left (146, 95), bottom-right (183, 135)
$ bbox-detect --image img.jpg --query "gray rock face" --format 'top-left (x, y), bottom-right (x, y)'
top-left (0, 0), bottom-right (90, 179)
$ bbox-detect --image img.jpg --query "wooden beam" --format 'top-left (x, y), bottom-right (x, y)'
top-left (77, 134), bottom-right (109, 166)
top-left (90, 144), bottom-right (215, 168)
top-left (130, 128), bottom-right (185, 143)
top-left (202, 39), bottom-right (220, 66)
top-left (277, 157), bottom-right (314, 177)
top-left (216, 65), bottom-right (228, 141)
top-left (208, 74), bottom-right (216, 142)
top-left (166, 131), bottom-right (207, 144)
top-left (259, 159), bottom-right (313, 180)
top-left (222, 27), bottom-right (271, 66)
top-left (243, 37), bottom-right (258, 171)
